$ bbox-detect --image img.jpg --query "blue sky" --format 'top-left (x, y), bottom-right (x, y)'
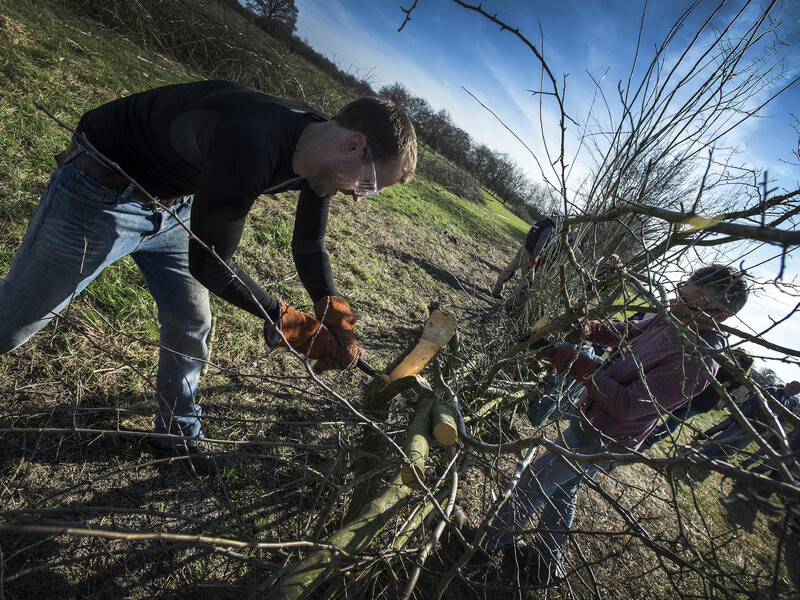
top-left (296, 0), bottom-right (799, 188)
top-left (295, 0), bottom-right (800, 382)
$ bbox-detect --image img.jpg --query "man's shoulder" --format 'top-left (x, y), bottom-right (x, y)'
top-left (268, 96), bottom-right (326, 120)
top-left (173, 80), bottom-right (326, 121)
top-left (526, 218), bottom-right (554, 237)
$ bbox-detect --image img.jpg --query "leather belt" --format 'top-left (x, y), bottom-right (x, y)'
top-left (55, 140), bottom-right (183, 208)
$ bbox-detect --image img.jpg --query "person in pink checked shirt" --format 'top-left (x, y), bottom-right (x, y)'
top-left (464, 264), bottom-right (748, 586)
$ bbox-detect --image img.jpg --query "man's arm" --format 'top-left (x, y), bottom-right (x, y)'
top-left (188, 191), bottom-right (280, 319)
top-left (586, 351), bottom-right (715, 421)
top-left (292, 186), bottom-right (336, 302)
top-left (187, 124), bottom-right (281, 320)
top-left (569, 318), bottom-right (647, 348)
top-left (291, 187), bottom-right (365, 370)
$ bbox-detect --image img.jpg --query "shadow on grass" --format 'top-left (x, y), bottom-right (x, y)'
top-left (384, 246), bottom-right (496, 301)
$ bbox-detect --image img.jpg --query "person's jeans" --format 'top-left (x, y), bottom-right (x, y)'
top-left (701, 422), bottom-right (754, 459)
top-left (482, 421), bottom-right (612, 569)
top-left (527, 346), bottom-right (595, 426)
top-left (0, 155), bottom-right (211, 444)
top-left (492, 245), bottom-right (533, 298)
top-left (746, 431), bottom-right (800, 497)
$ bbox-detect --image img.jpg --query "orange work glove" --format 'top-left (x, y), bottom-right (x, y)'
top-left (550, 344), bottom-right (600, 382)
top-left (313, 296), bottom-right (363, 371)
top-left (264, 301), bottom-right (338, 360)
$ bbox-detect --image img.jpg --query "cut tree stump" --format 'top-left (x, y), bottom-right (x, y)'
top-left (344, 307), bottom-right (457, 521)
top-left (401, 392), bottom-right (434, 488)
top-left (432, 402), bottom-right (458, 446)
top-left (266, 397), bottom-right (435, 600)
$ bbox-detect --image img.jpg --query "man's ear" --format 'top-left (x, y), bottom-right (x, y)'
top-left (341, 131), bottom-right (367, 154)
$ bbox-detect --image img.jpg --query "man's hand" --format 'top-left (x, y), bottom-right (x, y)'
top-left (532, 345), bottom-right (557, 364)
top-left (550, 344), bottom-right (600, 382)
top-left (563, 322), bottom-right (587, 345)
top-left (313, 296), bottom-right (363, 371)
top-left (564, 320), bottom-right (605, 345)
top-left (264, 301), bottom-right (338, 360)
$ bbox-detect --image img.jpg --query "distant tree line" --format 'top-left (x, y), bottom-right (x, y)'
top-left (245, 0), bottom-right (297, 37)
top-left (225, 0), bottom-right (375, 99)
top-left (217, 0), bottom-right (298, 43)
top-left (379, 83), bottom-right (549, 219)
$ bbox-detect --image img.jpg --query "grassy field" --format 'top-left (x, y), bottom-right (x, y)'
top-left (0, 1), bottom-right (797, 599)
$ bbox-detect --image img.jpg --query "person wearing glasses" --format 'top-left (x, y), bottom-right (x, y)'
top-left (0, 79), bottom-right (417, 470)
top-left (464, 264), bottom-right (747, 586)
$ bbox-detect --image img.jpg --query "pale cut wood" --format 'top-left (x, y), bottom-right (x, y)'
top-left (401, 463), bottom-right (425, 489)
top-left (386, 309), bottom-right (457, 382)
top-left (344, 308), bottom-right (455, 521)
top-left (432, 403), bottom-right (458, 446)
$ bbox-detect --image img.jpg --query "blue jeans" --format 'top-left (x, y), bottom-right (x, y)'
top-left (483, 421), bottom-right (612, 569)
top-left (527, 374), bottom-right (583, 426)
top-left (527, 345), bottom-right (595, 426)
top-left (701, 423), bottom-right (753, 459)
top-left (746, 431), bottom-right (800, 496)
top-left (0, 151), bottom-right (211, 445)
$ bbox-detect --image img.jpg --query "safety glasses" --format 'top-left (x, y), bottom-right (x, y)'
top-left (677, 287), bottom-right (705, 312)
top-left (353, 143), bottom-right (378, 197)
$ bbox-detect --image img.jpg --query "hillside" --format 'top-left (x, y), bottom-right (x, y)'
top-left (0, 1), bottom-right (797, 599)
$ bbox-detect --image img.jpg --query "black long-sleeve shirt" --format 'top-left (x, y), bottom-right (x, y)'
top-left (77, 79), bottom-right (336, 320)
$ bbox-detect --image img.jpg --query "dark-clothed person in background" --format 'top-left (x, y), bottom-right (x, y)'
top-left (587, 253), bottom-right (620, 293)
top-left (491, 210), bottom-right (564, 302)
top-left (700, 380), bottom-right (799, 459)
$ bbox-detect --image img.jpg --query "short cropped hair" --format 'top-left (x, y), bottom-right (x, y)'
top-left (687, 264), bottom-right (748, 316)
top-left (332, 97), bottom-right (417, 183)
